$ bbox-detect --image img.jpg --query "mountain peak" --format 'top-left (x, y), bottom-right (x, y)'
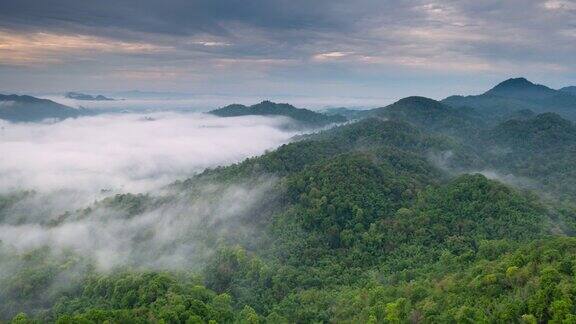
top-left (494, 77), bottom-right (533, 88)
top-left (0, 93), bottom-right (84, 122)
top-left (387, 96), bottom-right (446, 111)
top-left (209, 101), bottom-right (346, 126)
top-left (485, 77), bottom-right (557, 99)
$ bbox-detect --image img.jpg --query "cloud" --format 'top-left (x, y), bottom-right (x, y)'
top-left (191, 41), bottom-right (231, 47)
top-left (0, 0), bottom-right (574, 97)
top-left (0, 112), bottom-right (298, 196)
top-left (0, 30), bottom-right (172, 66)
top-left (0, 106), bottom-right (305, 287)
top-left (313, 51), bottom-right (353, 61)
top-left (542, 0), bottom-right (576, 11)
top-left (0, 177), bottom-right (279, 270)
top-left (0, 108), bottom-right (301, 274)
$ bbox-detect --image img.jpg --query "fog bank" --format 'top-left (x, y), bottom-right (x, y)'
top-left (0, 112), bottom-right (298, 195)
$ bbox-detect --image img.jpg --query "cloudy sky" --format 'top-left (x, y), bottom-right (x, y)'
top-left (1, 0), bottom-right (575, 102)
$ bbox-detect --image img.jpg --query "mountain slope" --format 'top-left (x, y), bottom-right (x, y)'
top-left (443, 78), bottom-right (576, 120)
top-left (487, 112), bottom-right (576, 149)
top-left (485, 77), bottom-right (559, 100)
top-left (0, 94), bottom-right (85, 122)
top-left (209, 100), bottom-right (346, 126)
top-left (477, 112), bottom-right (576, 198)
top-left (322, 107), bottom-right (370, 120)
top-left (561, 86), bottom-right (576, 96)
top-left (369, 96), bottom-right (483, 137)
top-left (5, 94), bottom-right (576, 323)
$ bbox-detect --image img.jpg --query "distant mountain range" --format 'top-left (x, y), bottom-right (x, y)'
top-left (0, 94), bottom-right (88, 122)
top-left (209, 100), bottom-right (347, 126)
top-left (65, 92), bottom-right (115, 101)
top-left (317, 77), bottom-right (576, 127)
top-left (561, 86), bottom-right (576, 96)
top-left (2, 78), bottom-right (576, 124)
top-left (442, 77), bottom-right (576, 120)
top-left (368, 96), bottom-right (482, 137)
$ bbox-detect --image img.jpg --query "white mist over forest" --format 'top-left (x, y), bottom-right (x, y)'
top-left (0, 112), bottom-right (298, 195)
top-left (0, 110), bottom-right (300, 273)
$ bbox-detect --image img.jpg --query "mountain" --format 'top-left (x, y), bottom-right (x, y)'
top-left (321, 107), bottom-right (371, 120)
top-left (6, 91), bottom-right (576, 323)
top-left (65, 92), bottom-right (114, 101)
top-left (12, 115), bottom-right (571, 323)
top-left (485, 77), bottom-right (558, 100)
top-left (479, 112), bottom-right (576, 197)
top-left (0, 94), bottom-right (86, 122)
top-left (487, 112), bottom-right (576, 149)
top-left (561, 86), bottom-right (576, 96)
top-left (369, 96), bottom-right (483, 136)
top-left (443, 77), bottom-right (576, 120)
top-left (209, 100), bottom-right (346, 126)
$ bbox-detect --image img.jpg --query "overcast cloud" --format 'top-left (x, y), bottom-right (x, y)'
top-left (0, 0), bottom-right (574, 101)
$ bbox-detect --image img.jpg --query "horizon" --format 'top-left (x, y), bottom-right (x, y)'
top-left (2, 76), bottom-right (574, 111)
top-left (1, 1), bottom-right (575, 103)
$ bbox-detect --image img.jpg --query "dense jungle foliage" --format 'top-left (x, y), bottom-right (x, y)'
top-left (5, 79), bottom-right (576, 323)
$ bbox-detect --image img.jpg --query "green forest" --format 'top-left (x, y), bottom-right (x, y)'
top-left (4, 79), bottom-right (576, 323)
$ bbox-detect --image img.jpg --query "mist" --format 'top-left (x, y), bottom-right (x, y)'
top-left (0, 110), bottom-right (298, 261)
top-left (0, 177), bottom-right (280, 271)
top-left (0, 110), bottom-right (298, 317)
top-left (0, 112), bottom-right (298, 196)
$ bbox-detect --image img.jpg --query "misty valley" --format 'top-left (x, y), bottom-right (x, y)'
top-left (4, 78), bottom-right (576, 323)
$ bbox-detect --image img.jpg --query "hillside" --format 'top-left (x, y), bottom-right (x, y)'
top-left (485, 77), bottom-right (559, 100)
top-left (322, 107), bottom-right (370, 120)
top-left (209, 100), bottom-right (346, 126)
top-left (0, 94), bottom-right (86, 122)
top-left (479, 113), bottom-right (576, 199)
top-left (6, 98), bottom-right (576, 322)
top-left (487, 112), bottom-right (576, 149)
top-left (369, 96), bottom-right (483, 137)
top-left (363, 95), bottom-right (576, 199)
top-left (443, 78), bottom-right (576, 120)
top-left (561, 86), bottom-right (576, 96)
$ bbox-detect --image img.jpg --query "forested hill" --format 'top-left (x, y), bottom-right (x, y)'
top-left (370, 94), bottom-right (576, 199)
top-left (0, 94), bottom-right (86, 122)
top-left (485, 77), bottom-right (559, 100)
top-left (442, 77), bottom-right (576, 120)
top-left (369, 96), bottom-right (482, 136)
top-left (479, 112), bottom-right (576, 199)
top-left (5, 86), bottom-right (576, 322)
top-left (561, 86), bottom-right (576, 96)
top-left (209, 100), bottom-right (346, 126)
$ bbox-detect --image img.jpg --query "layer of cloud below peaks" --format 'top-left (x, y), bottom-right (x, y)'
top-left (0, 112), bottom-right (298, 196)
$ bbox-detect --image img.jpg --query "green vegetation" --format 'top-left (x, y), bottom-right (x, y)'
top-left (6, 81), bottom-right (576, 322)
top-left (442, 77), bottom-right (576, 121)
top-left (209, 100), bottom-right (346, 127)
top-left (0, 94), bottom-right (87, 122)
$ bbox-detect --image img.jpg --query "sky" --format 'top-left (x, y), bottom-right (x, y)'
top-left (1, 0), bottom-right (575, 104)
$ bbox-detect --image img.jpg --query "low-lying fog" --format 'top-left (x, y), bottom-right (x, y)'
top-left (0, 112), bottom-right (297, 195)
top-left (0, 110), bottom-right (302, 272)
